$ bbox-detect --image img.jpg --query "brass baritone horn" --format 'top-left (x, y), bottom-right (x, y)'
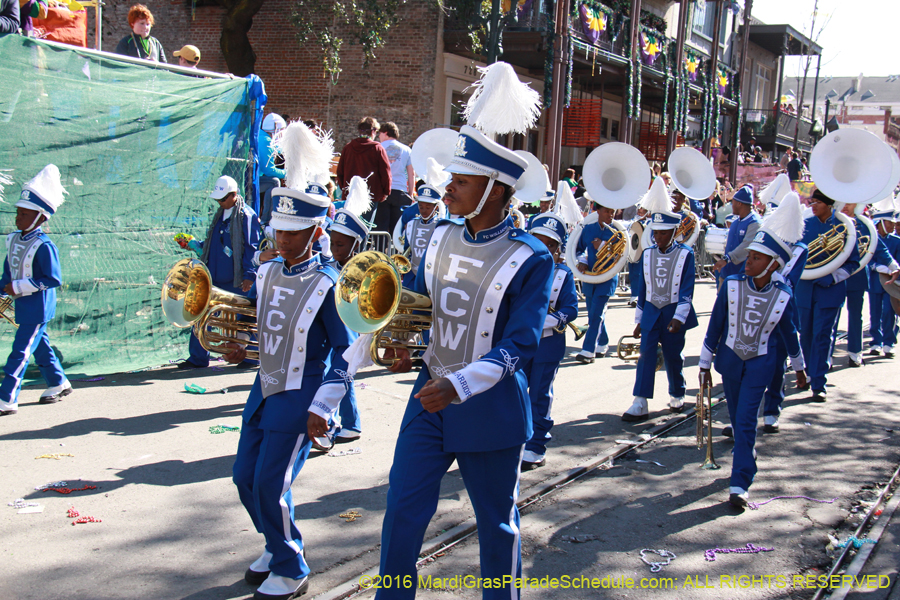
top-left (161, 258), bottom-right (258, 359)
top-left (335, 251), bottom-right (432, 367)
top-left (549, 306), bottom-right (586, 341)
top-left (800, 210), bottom-right (857, 280)
top-left (617, 335), bottom-right (664, 371)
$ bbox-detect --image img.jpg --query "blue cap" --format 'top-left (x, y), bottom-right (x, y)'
top-left (416, 184), bottom-right (442, 204)
top-left (747, 228), bottom-right (791, 265)
top-left (527, 212), bottom-right (566, 244)
top-left (732, 185), bottom-right (754, 205)
top-left (446, 125), bottom-right (528, 188)
top-left (648, 211), bottom-right (681, 230)
top-left (269, 184), bottom-right (331, 231)
top-left (871, 207), bottom-right (895, 223)
top-left (330, 208), bottom-right (369, 242)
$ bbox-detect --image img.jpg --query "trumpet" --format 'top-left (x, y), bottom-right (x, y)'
top-left (336, 250), bottom-right (432, 367)
top-left (695, 379), bottom-right (720, 470)
top-left (161, 258), bottom-right (258, 359)
top-left (549, 307), bottom-right (586, 341)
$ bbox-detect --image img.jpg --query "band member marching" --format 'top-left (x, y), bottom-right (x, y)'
top-left (0, 165), bottom-right (71, 415)
top-left (521, 212), bottom-right (578, 469)
top-left (223, 122), bottom-right (355, 600)
top-left (401, 179), bottom-right (444, 288)
top-left (574, 198), bottom-right (618, 363)
top-left (759, 193), bottom-right (807, 434)
top-left (795, 189), bottom-right (860, 402)
top-left (699, 225), bottom-right (808, 508)
top-left (713, 185), bottom-right (761, 284)
top-left (323, 176), bottom-right (374, 447)
top-left (373, 62), bottom-right (554, 599)
top-left (623, 177), bottom-right (698, 422)
top-left (866, 198), bottom-right (900, 357)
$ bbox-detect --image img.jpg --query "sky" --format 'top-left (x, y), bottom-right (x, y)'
top-left (748, 0), bottom-right (896, 79)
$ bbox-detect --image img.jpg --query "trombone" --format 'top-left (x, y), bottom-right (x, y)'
top-left (695, 379), bottom-right (720, 470)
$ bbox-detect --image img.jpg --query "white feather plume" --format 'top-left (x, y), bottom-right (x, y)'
top-left (425, 157), bottom-right (450, 190)
top-left (343, 176), bottom-right (372, 217)
top-left (763, 191), bottom-right (805, 245)
top-left (758, 173), bottom-right (791, 207)
top-left (463, 62), bottom-right (541, 136)
top-left (554, 182), bottom-right (583, 229)
top-left (872, 194), bottom-right (896, 213)
top-left (0, 170), bottom-right (12, 203)
top-left (23, 164), bottom-right (67, 211)
top-left (279, 122), bottom-right (334, 191)
top-left (640, 176), bottom-right (673, 214)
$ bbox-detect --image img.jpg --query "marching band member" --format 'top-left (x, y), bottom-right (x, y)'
top-left (178, 174), bottom-right (261, 369)
top-left (759, 193), bottom-right (807, 433)
top-left (375, 62), bottom-right (553, 600)
top-left (795, 189), bottom-right (860, 402)
top-left (224, 182), bottom-right (354, 600)
top-left (0, 165), bottom-right (70, 415)
top-left (834, 203), bottom-right (899, 366)
top-left (521, 213), bottom-right (578, 469)
top-left (401, 166), bottom-right (446, 289)
top-left (866, 199), bottom-right (900, 357)
top-left (699, 226), bottom-right (808, 508)
top-left (713, 185), bottom-right (761, 282)
top-left (573, 198), bottom-right (618, 363)
top-left (526, 189), bottom-right (555, 229)
top-left (323, 176), bottom-right (374, 447)
top-left (623, 177), bottom-right (698, 422)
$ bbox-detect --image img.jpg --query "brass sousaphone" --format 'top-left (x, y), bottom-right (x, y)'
top-left (567, 143), bottom-right (650, 283)
top-left (667, 147), bottom-right (717, 248)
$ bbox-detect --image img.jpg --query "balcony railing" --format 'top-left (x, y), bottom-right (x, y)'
top-left (742, 108), bottom-right (816, 147)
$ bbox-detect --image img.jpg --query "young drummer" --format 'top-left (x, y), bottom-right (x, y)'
top-left (521, 212), bottom-right (578, 469)
top-left (623, 177), bottom-right (698, 422)
top-left (867, 199), bottom-right (900, 357)
top-left (699, 225), bottom-right (808, 508)
top-left (574, 198), bottom-right (619, 363)
top-left (0, 165), bottom-right (70, 415)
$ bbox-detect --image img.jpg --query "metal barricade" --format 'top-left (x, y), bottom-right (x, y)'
top-left (366, 231), bottom-right (394, 255)
top-left (694, 229), bottom-right (716, 279)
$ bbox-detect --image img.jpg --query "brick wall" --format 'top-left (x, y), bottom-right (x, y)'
top-left (101, 0), bottom-right (441, 149)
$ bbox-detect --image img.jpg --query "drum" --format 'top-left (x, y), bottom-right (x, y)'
top-left (704, 227), bottom-right (728, 258)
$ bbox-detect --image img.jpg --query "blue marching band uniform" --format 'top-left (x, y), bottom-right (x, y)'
top-left (233, 183), bottom-right (355, 600)
top-left (795, 195), bottom-right (861, 402)
top-left (865, 206), bottom-right (900, 356)
top-left (624, 209), bottom-right (698, 422)
top-left (521, 213), bottom-right (578, 468)
top-left (717, 185), bottom-right (761, 283)
top-left (573, 206), bottom-right (618, 363)
top-left (0, 165), bottom-right (70, 415)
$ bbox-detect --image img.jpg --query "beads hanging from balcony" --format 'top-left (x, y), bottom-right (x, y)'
top-left (543, 8), bottom-right (555, 109)
top-left (565, 34), bottom-right (574, 108)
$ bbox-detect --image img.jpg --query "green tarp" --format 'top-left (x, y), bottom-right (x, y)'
top-left (0, 35), bottom-right (253, 377)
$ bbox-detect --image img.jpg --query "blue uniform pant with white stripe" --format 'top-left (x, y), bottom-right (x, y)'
top-left (522, 359), bottom-right (558, 456)
top-left (798, 303), bottom-right (839, 392)
top-left (0, 322), bottom-right (65, 409)
top-left (377, 410), bottom-right (523, 600)
top-left (581, 283), bottom-right (609, 354)
top-left (723, 366), bottom-right (768, 491)
top-left (233, 407), bottom-right (312, 580)
top-left (632, 324), bottom-right (685, 399)
top-left (762, 338), bottom-right (788, 418)
top-left (337, 386), bottom-right (361, 434)
top-left (869, 290), bottom-right (898, 347)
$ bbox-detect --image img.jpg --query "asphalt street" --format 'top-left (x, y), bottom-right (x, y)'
top-left (1, 278), bottom-right (898, 600)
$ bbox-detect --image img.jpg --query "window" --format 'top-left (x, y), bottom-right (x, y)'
top-left (610, 119), bottom-right (620, 141)
top-left (601, 117), bottom-right (609, 138)
top-left (450, 92), bottom-right (470, 128)
top-left (751, 63), bottom-right (771, 110)
top-left (692, 3), bottom-right (727, 41)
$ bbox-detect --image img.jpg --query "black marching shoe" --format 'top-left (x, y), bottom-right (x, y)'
top-left (175, 360), bottom-right (207, 370)
top-left (253, 576), bottom-right (309, 600)
top-left (729, 492), bottom-right (749, 509)
top-left (811, 390), bottom-right (827, 403)
top-left (721, 425), bottom-right (733, 438)
top-left (245, 568), bottom-right (271, 586)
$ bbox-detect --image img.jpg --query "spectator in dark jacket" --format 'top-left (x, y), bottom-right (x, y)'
top-left (336, 116), bottom-right (392, 230)
top-left (114, 4), bottom-right (167, 63)
top-left (0, 0), bottom-right (19, 33)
